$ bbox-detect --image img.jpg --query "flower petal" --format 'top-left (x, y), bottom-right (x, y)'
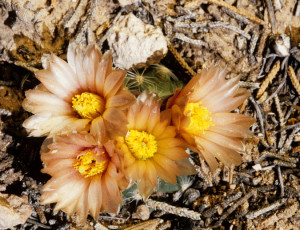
top-left (153, 158), bottom-right (178, 184)
top-left (196, 136), bottom-right (242, 167)
top-left (157, 147), bottom-right (189, 160)
top-left (171, 104), bottom-right (182, 130)
top-left (103, 108), bottom-right (128, 139)
top-left (144, 160), bottom-right (158, 187)
top-left (74, 48), bottom-right (88, 89)
top-left (23, 89), bottom-right (73, 115)
top-left (195, 141), bottom-right (218, 171)
top-left (23, 114), bottom-right (90, 137)
top-left (35, 70), bottom-right (72, 100)
top-left (106, 90), bottom-right (136, 109)
top-left (50, 54), bottom-right (80, 91)
top-left (91, 116), bottom-right (107, 144)
top-left (137, 177), bottom-right (154, 201)
top-left (67, 42), bottom-right (77, 73)
top-left (156, 126), bottom-right (176, 139)
top-left (210, 92), bottom-right (249, 113)
top-left (103, 70), bottom-right (127, 98)
top-left (123, 145), bottom-right (136, 167)
top-left (189, 69), bottom-right (224, 102)
top-left (126, 161), bottom-right (139, 181)
top-left (209, 123), bottom-right (253, 138)
top-left (95, 50), bottom-right (112, 95)
top-left (178, 74), bottom-right (201, 98)
top-left (135, 103), bottom-right (153, 131)
top-left (88, 175), bottom-right (102, 219)
top-left (83, 45), bottom-right (101, 93)
top-left (153, 154), bottom-right (179, 183)
top-left (175, 158), bottom-right (197, 175)
top-left (102, 174), bottom-right (121, 213)
top-left (202, 131), bottom-right (244, 152)
top-left (157, 138), bottom-right (184, 148)
top-left (212, 113), bottom-right (255, 126)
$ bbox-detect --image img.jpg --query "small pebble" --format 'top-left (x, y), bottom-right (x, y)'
top-left (132, 204), bottom-right (150, 220)
top-left (229, 184), bottom-right (236, 190)
top-left (49, 219), bottom-right (56, 225)
top-left (183, 188), bottom-right (200, 206)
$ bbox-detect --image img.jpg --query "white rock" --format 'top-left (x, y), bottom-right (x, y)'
top-left (274, 34), bottom-right (291, 57)
top-left (252, 164), bottom-right (262, 171)
top-left (0, 193), bottom-right (32, 229)
top-left (132, 204), bottom-right (150, 220)
top-left (118, 0), bottom-right (140, 7)
top-left (107, 13), bottom-right (168, 69)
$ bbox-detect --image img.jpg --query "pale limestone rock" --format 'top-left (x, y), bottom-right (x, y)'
top-left (132, 204), bottom-right (150, 220)
top-left (0, 193), bottom-right (32, 229)
top-left (118, 0), bottom-right (140, 7)
top-left (107, 13), bottom-right (168, 69)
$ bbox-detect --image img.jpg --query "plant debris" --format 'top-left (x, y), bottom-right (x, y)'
top-left (0, 0), bottom-right (299, 229)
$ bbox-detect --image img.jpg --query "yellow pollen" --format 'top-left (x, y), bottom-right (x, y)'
top-left (72, 92), bottom-right (104, 119)
top-left (73, 151), bottom-right (108, 178)
top-left (125, 130), bottom-right (157, 160)
top-left (184, 102), bottom-right (214, 135)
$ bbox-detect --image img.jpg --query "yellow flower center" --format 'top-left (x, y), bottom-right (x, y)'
top-left (125, 130), bottom-right (157, 160)
top-left (73, 151), bottom-right (108, 178)
top-left (72, 92), bottom-right (105, 119)
top-left (184, 102), bottom-right (214, 135)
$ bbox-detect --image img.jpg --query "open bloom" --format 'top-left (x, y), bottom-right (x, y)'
top-left (117, 92), bottom-right (196, 200)
top-left (22, 43), bottom-right (135, 139)
top-left (167, 68), bottom-right (255, 171)
top-left (40, 133), bottom-right (128, 222)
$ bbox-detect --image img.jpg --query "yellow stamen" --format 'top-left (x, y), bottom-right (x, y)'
top-left (73, 151), bottom-right (108, 178)
top-left (125, 130), bottom-right (157, 160)
top-left (72, 92), bottom-right (104, 119)
top-left (184, 102), bottom-right (214, 135)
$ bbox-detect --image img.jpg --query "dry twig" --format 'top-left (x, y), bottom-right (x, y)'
top-left (265, 0), bottom-right (276, 32)
top-left (277, 166), bottom-right (284, 197)
top-left (213, 188), bottom-right (258, 227)
top-left (201, 0), bottom-right (265, 24)
top-left (146, 199), bottom-right (201, 220)
top-left (246, 198), bottom-right (287, 219)
top-left (175, 33), bottom-right (208, 47)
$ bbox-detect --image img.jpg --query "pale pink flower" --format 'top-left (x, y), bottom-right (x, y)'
top-left (117, 92), bottom-right (196, 200)
top-left (22, 43), bottom-right (135, 140)
top-left (167, 68), bottom-right (255, 171)
top-left (41, 133), bottom-right (128, 222)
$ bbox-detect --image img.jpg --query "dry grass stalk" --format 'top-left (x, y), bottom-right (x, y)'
top-left (256, 60), bottom-right (280, 99)
top-left (239, 99), bottom-right (248, 113)
top-left (274, 95), bottom-right (284, 126)
top-left (167, 41), bottom-right (197, 76)
top-left (204, 0), bottom-right (265, 24)
top-left (287, 66), bottom-right (300, 95)
top-left (257, 91), bottom-right (268, 104)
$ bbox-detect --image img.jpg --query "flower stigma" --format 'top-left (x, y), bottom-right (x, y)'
top-left (72, 92), bottom-right (105, 119)
top-left (73, 151), bottom-right (108, 178)
top-left (125, 130), bottom-right (157, 160)
top-left (184, 102), bottom-right (214, 135)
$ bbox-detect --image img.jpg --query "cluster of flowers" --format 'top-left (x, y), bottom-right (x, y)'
top-left (22, 43), bottom-right (254, 222)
